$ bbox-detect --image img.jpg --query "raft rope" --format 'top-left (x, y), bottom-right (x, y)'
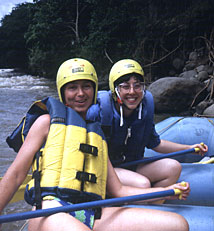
top-left (157, 117), bottom-right (214, 135)
top-left (208, 119), bottom-right (214, 126)
top-left (157, 117), bottom-right (184, 135)
top-left (19, 220), bottom-right (28, 231)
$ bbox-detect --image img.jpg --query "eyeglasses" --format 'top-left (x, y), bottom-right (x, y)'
top-left (117, 82), bottom-right (145, 93)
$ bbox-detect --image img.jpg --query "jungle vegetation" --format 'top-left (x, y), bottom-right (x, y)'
top-left (0, 0), bottom-right (213, 82)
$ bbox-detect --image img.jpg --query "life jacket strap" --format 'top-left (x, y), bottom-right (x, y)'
top-left (94, 207), bottom-right (102, 219)
top-left (76, 171), bottom-right (97, 183)
top-left (51, 117), bottom-right (65, 124)
top-left (79, 143), bottom-right (98, 156)
top-left (32, 151), bottom-right (42, 210)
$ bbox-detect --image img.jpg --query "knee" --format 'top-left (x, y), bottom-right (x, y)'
top-left (166, 159), bottom-right (182, 177)
top-left (132, 176), bottom-right (151, 188)
top-left (139, 177), bottom-right (151, 188)
top-left (175, 214), bottom-right (189, 231)
top-left (183, 219), bottom-right (189, 231)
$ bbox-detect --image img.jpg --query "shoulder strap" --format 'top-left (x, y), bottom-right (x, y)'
top-left (97, 90), bottom-right (114, 143)
top-left (144, 90), bottom-right (154, 117)
top-left (86, 90), bottom-right (114, 138)
top-left (97, 90), bottom-right (114, 126)
top-left (6, 97), bottom-right (51, 152)
top-left (143, 90), bottom-right (155, 144)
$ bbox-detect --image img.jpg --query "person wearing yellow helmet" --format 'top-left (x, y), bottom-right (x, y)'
top-left (0, 58), bottom-right (190, 231)
top-left (87, 59), bottom-right (207, 191)
top-left (57, 58), bottom-right (98, 104)
top-left (56, 58), bottom-right (98, 119)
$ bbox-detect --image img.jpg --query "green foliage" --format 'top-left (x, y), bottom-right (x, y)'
top-left (25, 0), bottom-right (92, 78)
top-left (0, 3), bottom-right (34, 69)
top-left (0, 0), bottom-right (213, 79)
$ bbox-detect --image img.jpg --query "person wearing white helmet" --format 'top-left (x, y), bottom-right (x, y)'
top-left (87, 59), bottom-right (207, 191)
top-left (0, 58), bottom-right (190, 231)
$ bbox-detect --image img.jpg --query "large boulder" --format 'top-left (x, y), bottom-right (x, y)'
top-left (148, 77), bottom-right (204, 113)
top-left (203, 104), bottom-right (214, 116)
top-left (179, 70), bottom-right (197, 79)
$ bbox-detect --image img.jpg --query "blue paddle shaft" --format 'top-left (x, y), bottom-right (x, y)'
top-left (119, 148), bottom-right (196, 168)
top-left (0, 189), bottom-right (175, 223)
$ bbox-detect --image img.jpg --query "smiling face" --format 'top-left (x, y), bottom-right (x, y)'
top-left (116, 76), bottom-right (144, 117)
top-left (63, 80), bottom-right (94, 119)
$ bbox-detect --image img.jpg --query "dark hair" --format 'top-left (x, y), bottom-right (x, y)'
top-left (114, 73), bottom-right (143, 88)
top-left (61, 85), bottom-right (66, 103)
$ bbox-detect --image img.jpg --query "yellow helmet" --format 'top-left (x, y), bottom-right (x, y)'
top-left (109, 59), bottom-right (144, 100)
top-left (56, 58), bottom-right (98, 104)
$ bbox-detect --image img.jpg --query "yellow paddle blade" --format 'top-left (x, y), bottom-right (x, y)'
top-left (10, 174), bottom-right (32, 203)
top-left (0, 174), bottom-right (32, 204)
top-left (194, 157), bottom-right (214, 164)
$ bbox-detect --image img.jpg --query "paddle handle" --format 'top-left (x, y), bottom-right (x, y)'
top-left (194, 142), bottom-right (205, 152)
top-left (120, 142), bottom-right (206, 168)
top-left (119, 148), bottom-right (196, 168)
top-left (174, 181), bottom-right (187, 200)
top-left (0, 187), bottom-right (183, 223)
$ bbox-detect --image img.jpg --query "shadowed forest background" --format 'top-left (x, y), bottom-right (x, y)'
top-left (0, 0), bottom-right (213, 84)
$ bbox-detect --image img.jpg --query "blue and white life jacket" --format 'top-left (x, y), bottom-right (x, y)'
top-left (87, 90), bottom-right (160, 166)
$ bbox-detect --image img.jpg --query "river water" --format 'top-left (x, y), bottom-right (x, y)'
top-left (0, 69), bottom-right (57, 231)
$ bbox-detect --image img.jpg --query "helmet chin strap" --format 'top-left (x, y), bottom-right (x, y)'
top-left (138, 90), bottom-right (145, 119)
top-left (138, 101), bottom-right (142, 119)
top-left (115, 87), bottom-right (144, 126)
top-left (115, 87), bottom-right (124, 126)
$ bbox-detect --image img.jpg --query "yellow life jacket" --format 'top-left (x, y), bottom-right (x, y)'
top-left (23, 97), bottom-right (108, 206)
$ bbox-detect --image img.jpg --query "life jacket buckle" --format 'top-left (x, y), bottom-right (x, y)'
top-left (76, 171), bottom-right (97, 183)
top-left (51, 117), bottom-right (65, 124)
top-left (79, 143), bottom-right (98, 156)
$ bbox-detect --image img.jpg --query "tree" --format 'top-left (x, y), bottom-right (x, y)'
top-left (0, 3), bottom-right (34, 69)
top-left (0, 0), bottom-right (213, 80)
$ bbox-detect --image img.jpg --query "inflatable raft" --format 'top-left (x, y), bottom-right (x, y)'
top-left (144, 116), bottom-right (214, 162)
top-left (127, 204), bottom-right (214, 231)
top-left (133, 117), bottom-right (214, 230)
top-left (144, 117), bottom-right (214, 205)
top-left (166, 163), bottom-right (214, 206)
top-left (1, 116), bottom-right (213, 231)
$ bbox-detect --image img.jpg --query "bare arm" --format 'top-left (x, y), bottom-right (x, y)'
top-left (106, 158), bottom-right (190, 201)
top-left (153, 139), bottom-right (208, 156)
top-left (0, 114), bottom-right (50, 213)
